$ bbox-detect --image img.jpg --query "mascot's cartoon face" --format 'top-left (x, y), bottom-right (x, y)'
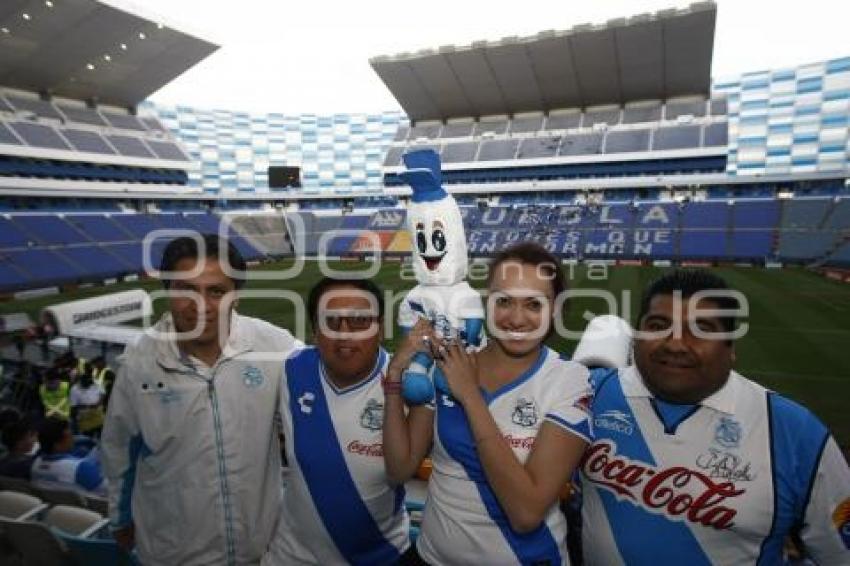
top-left (402, 150), bottom-right (468, 286)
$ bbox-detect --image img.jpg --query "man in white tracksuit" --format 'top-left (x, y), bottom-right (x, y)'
top-left (102, 235), bottom-right (301, 565)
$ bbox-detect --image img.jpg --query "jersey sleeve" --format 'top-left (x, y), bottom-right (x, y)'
top-left (800, 435), bottom-right (850, 564)
top-left (543, 362), bottom-right (593, 443)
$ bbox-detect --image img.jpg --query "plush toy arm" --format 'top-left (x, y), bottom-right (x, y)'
top-left (464, 318), bottom-right (484, 347)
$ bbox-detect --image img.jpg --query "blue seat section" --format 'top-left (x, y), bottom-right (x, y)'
top-left (679, 230), bottom-right (729, 258)
top-left (0, 217), bottom-right (33, 247)
top-left (6, 249), bottom-right (86, 283)
top-left (116, 215), bottom-right (168, 239)
top-left (681, 201), bottom-right (729, 229)
top-left (777, 232), bottom-right (838, 260)
top-left (0, 212), bottom-right (280, 291)
top-left (102, 243), bottom-right (145, 270)
top-left (633, 202), bottom-right (680, 230)
top-left (781, 199), bottom-right (832, 229)
top-left (184, 213), bottom-right (224, 234)
top-left (58, 246), bottom-right (131, 278)
top-left (0, 255), bottom-right (32, 288)
top-left (340, 215), bottom-right (372, 230)
top-left (822, 199), bottom-right (850, 230)
top-left (11, 215), bottom-right (91, 245)
top-left (825, 241), bottom-right (850, 267)
top-left (64, 215), bottom-right (133, 242)
top-left (732, 201), bottom-right (781, 228)
top-left (0, 156), bottom-right (188, 184)
top-left (729, 231), bottom-right (774, 259)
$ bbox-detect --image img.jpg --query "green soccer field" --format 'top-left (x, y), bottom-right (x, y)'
top-left (2, 260), bottom-right (849, 449)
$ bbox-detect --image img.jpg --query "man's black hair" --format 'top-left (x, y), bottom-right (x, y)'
top-left (2, 415), bottom-right (34, 451)
top-left (638, 269), bottom-right (740, 334)
top-left (159, 233), bottom-right (246, 290)
top-left (38, 416), bottom-right (70, 454)
top-left (307, 277), bottom-right (385, 330)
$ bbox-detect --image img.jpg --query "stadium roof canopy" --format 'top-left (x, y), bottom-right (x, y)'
top-left (0, 0), bottom-right (218, 108)
top-left (370, 1), bottom-right (716, 123)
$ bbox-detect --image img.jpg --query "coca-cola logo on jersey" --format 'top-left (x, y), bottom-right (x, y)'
top-left (582, 440), bottom-right (746, 530)
top-left (347, 440), bottom-right (383, 458)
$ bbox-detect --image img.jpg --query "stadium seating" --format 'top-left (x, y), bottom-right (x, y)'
top-left (0, 212), bottom-right (270, 291)
top-left (382, 99), bottom-right (728, 174)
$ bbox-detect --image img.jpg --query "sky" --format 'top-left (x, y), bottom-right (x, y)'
top-left (132, 0), bottom-right (850, 116)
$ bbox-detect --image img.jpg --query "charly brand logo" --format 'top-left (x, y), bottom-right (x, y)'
top-left (695, 448), bottom-right (757, 482)
top-left (833, 498), bottom-right (850, 550)
top-left (582, 440), bottom-right (746, 530)
top-left (360, 398), bottom-right (384, 431)
top-left (594, 409), bottom-right (634, 436)
top-left (714, 417), bottom-right (742, 449)
top-left (242, 365), bottom-right (264, 389)
top-left (511, 397), bottom-right (539, 427)
top-left (298, 392), bottom-right (315, 414)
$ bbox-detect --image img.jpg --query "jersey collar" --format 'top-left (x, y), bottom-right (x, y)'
top-left (320, 347), bottom-right (387, 396)
top-left (622, 365), bottom-right (739, 415)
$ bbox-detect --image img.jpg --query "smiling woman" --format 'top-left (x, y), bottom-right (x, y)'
top-left (383, 242), bottom-right (593, 565)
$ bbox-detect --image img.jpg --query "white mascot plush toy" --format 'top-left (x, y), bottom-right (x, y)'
top-left (397, 149), bottom-right (485, 404)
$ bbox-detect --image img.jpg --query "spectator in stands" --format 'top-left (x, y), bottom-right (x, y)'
top-left (89, 356), bottom-right (115, 391)
top-left (31, 416), bottom-right (106, 496)
top-left (264, 277), bottom-right (411, 564)
top-left (384, 243), bottom-right (591, 564)
top-left (1, 407), bottom-right (26, 459)
top-left (39, 368), bottom-right (70, 420)
top-left (102, 234), bottom-right (302, 564)
top-left (0, 415), bottom-right (38, 479)
top-left (579, 270), bottom-right (850, 564)
top-left (69, 361), bottom-right (105, 437)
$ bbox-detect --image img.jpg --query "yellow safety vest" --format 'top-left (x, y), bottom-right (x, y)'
top-left (40, 381), bottom-right (70, 419)
top-left (92, 366), bottom-right (111, 388)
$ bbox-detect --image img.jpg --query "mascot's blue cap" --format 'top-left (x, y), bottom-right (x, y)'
top-left (400, 149), bottom-right (448, 203)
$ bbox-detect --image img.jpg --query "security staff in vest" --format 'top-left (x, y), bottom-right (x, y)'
top-left (89, 356), bottom-right (114, 390)
top-left (39, 368), bottom-right (70, 420)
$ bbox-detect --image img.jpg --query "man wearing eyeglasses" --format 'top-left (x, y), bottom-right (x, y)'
top-left (580, 269), bottom-right (850, 565)
top-left (264, 277), bottom-right (413, 565)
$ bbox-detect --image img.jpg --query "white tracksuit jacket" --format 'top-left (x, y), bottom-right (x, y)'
top-left (101, 312), bottom-right (301, 566)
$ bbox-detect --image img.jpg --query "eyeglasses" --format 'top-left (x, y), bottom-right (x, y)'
top-left (322, 315), bottom-right (378, 331)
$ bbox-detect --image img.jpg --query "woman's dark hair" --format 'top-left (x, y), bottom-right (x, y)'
top-left (38, 416), bottom-right (70, 454)
top-left (159, 233), bottom-right (247, 290)
top-left (487, 242), bottom-right (566, 299)
top-left (307, 277), bottom-right (385, 329)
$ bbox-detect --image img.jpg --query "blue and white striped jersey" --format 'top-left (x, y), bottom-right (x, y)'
top-left (265, 347), bottom-right (409, 566)
top-left (417, 347), bottom-right (591, 565)
top-left (580, 366), bottom-right (850, 565)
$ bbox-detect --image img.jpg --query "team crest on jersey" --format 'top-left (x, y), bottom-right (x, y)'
top-left (360, 398), bottom-right (384, 431)
top-left (833, 498), bottom-right (850, 549)
top-left (512, 398), bottom-right (538, 427)
top-left (714, 417), bottom-right (742, 448)
top-left (242, 365), bottom-right (264, 389)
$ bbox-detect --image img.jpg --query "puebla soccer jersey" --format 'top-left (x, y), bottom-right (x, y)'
top-left (267, 347), bottom-right (409, 565)
top-left (580, 366), bottom-right (850, 565)
top-left (417, 347), bottom-right (591, 566)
